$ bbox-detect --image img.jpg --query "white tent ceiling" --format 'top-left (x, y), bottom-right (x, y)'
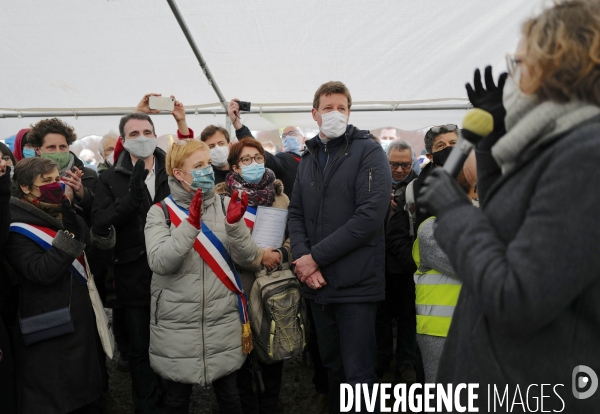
top-left (1, 0), bottom-right (542, 139)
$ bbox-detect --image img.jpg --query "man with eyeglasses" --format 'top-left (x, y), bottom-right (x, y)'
top-left (228, 99), bottom-right (304, 198)
top-left (375, 140), bottom-right (420, 383)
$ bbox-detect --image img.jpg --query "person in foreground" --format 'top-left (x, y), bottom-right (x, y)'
top-left (145, 139), bottom-right (258, 414)
top-left (6, 157), bottom-right (113, 414)
top-left (419, 1), bottom-right (600, 411)
top-left (288, 81), bottom-right (391, 413)
top-left (218, 138), bottom-right (291, 414)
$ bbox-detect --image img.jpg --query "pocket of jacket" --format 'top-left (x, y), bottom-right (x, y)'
top-left (152, 290), bottom-right (163, 325)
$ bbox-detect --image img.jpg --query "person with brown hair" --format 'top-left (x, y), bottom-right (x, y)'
top-left (419, 0), bottom-right (600, 410)
top-left (200, 124), bottom-right (232, 185)
top-left (228, 100), bottom-right (305, 198)
top-left (27, 118), bottom-right (98, 225)
top-left (217, 137), bottom-right (291, 414)
top-left (6, 157), bottom-right (114, 414)
top-left (288, 81), bottom-right (391, 413)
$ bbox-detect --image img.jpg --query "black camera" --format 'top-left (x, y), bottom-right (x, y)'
top-left (235, 100), bottom-right (251, 112)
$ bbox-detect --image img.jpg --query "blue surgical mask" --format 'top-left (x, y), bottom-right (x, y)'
top-left (241, 162), bottom-right (265, 184)
top-left (185, 165), bottom-right (215, 191)
top-left (283, 136), bottom-right (301, 154)
top-left (23, 148), bottom-right (36, 159)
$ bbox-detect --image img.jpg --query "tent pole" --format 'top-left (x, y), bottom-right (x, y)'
top-left (166, 0), bottom-right (228, 110)
top-left (0, 104), bottom-right (471, 119)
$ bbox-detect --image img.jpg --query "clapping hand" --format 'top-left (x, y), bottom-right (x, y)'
top-left (226, 190), bottom-right (248, 224)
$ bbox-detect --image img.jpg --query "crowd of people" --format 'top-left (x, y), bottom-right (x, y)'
top-left (1, 1), bottom-right (600, 413)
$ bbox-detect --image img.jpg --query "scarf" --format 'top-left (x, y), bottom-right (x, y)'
top-left (226, 168), bottom-right (276, 207)
top-left (493, 97), bottom-right (600, 174)
top-left (59, 153), bottom-right (76, 177)
top-left (22, 193), bottom-right (63, 220)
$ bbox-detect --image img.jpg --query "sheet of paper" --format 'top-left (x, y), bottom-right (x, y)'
top-left (251, 206), bottom-right (288, 249)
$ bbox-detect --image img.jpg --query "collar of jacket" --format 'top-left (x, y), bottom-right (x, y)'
top-left (168, 175), bottom-right (215, 211)
top-left (394, 169), bottom-right (418, 190)
top-left (303, 125), bottom-right (370, 156)
top-left (9, 197), bottom-right (64, 230)
top-left (114, 147), bottom-right (167, 177)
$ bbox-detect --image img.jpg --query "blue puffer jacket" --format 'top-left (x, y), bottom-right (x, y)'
top-left (288, 125), bottom-right (392, 304)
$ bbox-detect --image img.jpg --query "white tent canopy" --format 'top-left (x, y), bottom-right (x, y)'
top-left (1, 0), bottom-right (542, 138)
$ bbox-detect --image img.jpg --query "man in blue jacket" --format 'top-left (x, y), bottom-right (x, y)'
top-left (288, 81), bottom-right (391, 413)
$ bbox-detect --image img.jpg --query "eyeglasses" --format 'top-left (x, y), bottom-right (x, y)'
top-left (1, 156), bottom-right (10, 162)
top-left (239, 155), bottom-right (265, 165)
top-left (389, 161), bottom-right (412, 171)
top-left (428, 124), bottom-right (458, 135)
top-left (506, 53), bottom-right (524, 78)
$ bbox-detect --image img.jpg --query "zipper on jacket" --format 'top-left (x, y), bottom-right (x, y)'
top-left (369, 168), bottom-right (373, 192)
top-left (323, 144), bottom-right (331, 172)
top-left (202, 263), bottom-right (208, 386)
top-left (154, 290), bottom-right (163, 325)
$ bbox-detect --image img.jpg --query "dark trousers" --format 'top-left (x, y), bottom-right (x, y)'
top-left (237, 356), bottom-right (283, 414)
top-left (375, 272), bottom-right (416, 370)
top-left (124, 306), bottom-right (158, 414)
top-left (164, 372), bottom-right (242, 414)
top-left (309, 300), bottom-right (379, 414)
top-left (307, 303), bottom-right (329, 394)
top-left (0, 318), bottom-right (16, 414)
top-left (112, 306), bottom-right (129, 357)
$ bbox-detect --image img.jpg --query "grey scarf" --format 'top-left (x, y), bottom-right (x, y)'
top-left (492, 98), bottom-right (600, 174)
top-left (59, 153), bottom-right (76, 177)
top-left (168, 176), bottom-right (215, 211)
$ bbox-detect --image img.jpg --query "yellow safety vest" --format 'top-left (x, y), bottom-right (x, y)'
top-left (413, 218), bottom-right (462, 337)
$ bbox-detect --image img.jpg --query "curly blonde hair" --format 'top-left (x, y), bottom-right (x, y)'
top-left (165, 139), bottom-right (209, 176)
top-left (522, 0), bottom-right (600, 104)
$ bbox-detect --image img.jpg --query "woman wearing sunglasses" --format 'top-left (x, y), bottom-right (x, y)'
top-left (144, 139), bottom-right (259, 414)
top-left (216, 137), bottom-right (291, 414)
top-left (420, 0), bottom-right (600, 410)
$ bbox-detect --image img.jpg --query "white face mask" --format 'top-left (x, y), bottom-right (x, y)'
top-left (123, 136), bottom-right (157, 159)
top-left (319, 111), bottom-right (348, 140)
top-left (105, 151), bottom-right (115, 166)
top-left (210, 145), bottom-right (229, 168)
top-left (503, 67), bottom-right (526, 115)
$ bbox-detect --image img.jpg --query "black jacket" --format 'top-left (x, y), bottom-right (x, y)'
top-left (92, 148), bottom-right (170, 306)
top-left (6, 198), bottom-right (103, 414)
top-left (386, 163), bottom-right (436, 275)
top-left (288, 126), bottom-right (391, 304)
top-left (384, 169), bottom-right (419, 275)
top-left (236, 125), bottom-right (301, 198)
top-left (71, 152), bottom-right (98, 225)
top-left (434, 118), bottom-right (600, 411)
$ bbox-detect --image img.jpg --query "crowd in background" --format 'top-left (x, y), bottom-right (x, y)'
top-left (1, 1), bottom-right (600, 413)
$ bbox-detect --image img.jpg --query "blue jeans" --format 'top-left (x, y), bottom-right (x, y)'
top-left (309, 301), bottom-right (379, 414)
top-left (124, 306), bottom-right (159, 414)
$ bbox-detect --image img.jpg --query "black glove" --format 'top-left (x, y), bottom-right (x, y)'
top-left (419, 168), bottom-right (471, 218)
top-left (62, 198), bottom-right (81, 239)
top-left (129, 160), bottom-right (149, 204)
top-left (0, 167), bottom-right (11, 196)
top-left (466, 66), bottom-right (508, 134)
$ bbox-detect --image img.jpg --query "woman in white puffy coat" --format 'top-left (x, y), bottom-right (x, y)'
top-left (144, 139), bottom-right (257, 414)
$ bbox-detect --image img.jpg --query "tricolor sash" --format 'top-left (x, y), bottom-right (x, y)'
top-left (243, 206), bottom-right (257, 229)
top-left (161, 196), bottom-right (253, 353)
top-left (9, 222), bottom-right (88, 285)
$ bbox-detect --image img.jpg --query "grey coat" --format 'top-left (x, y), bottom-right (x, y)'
top-left (144, 178), bottom-right (256, 386)
top-left (434, 118), bottom-right (600, 411)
